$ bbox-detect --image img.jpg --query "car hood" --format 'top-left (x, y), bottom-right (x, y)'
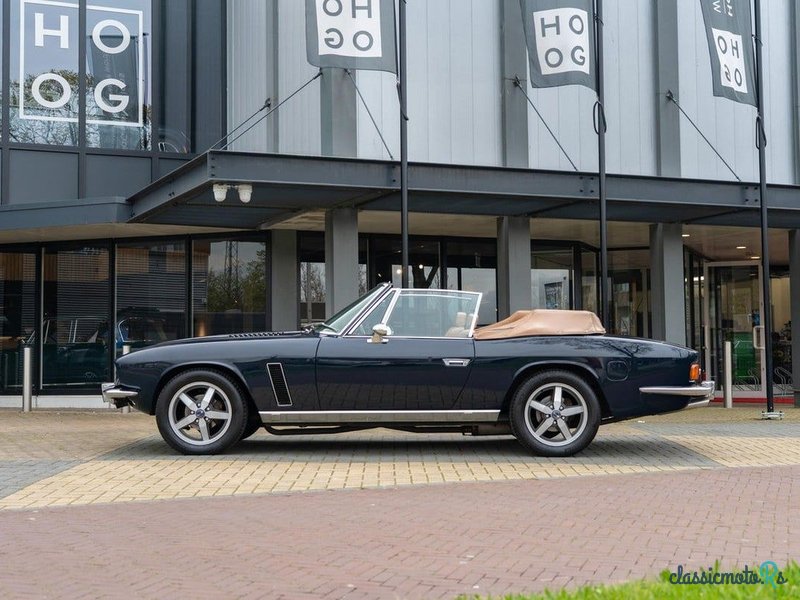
top-left (145, 330), bottom-right (314, 349)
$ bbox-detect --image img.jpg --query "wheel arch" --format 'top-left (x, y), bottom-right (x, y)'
top-left (150, 361), bottom-right (256, 416)
top-left (503, 361), bottom-right (612, 419)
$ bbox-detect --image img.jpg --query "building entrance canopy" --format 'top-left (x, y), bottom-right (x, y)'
top-left (3, 151), bottom-right (800, 240)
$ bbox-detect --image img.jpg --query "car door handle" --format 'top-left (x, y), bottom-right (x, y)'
top-left (442, 358), bottom-right (471, 367)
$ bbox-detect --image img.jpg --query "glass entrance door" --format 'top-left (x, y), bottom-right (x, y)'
top-left (704, 262), bottom-right (765, 398)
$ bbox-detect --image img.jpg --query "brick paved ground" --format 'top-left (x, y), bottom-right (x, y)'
top-left (0, 406), bottom-right (798, 598)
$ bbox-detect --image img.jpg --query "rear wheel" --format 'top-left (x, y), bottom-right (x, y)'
top-left (155, 369), bottom-right (247, 455)
top-left (509, 370), bottom-right (600, 457)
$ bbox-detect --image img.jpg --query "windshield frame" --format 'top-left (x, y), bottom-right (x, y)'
top-left (310, 283), bottom-right (393, 335)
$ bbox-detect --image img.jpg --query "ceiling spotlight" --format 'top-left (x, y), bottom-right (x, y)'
top-left (237, 184), bottom-right (253, 204)
top-left (418, 264), bottom-right (424, 270)
top-left (736, 246), bottom-right (747, 250)
top-left (750, 256), bottom-right (761, 260)
top-left (395, 268), bottom-right (402, 275)
top-left (682, 234), bottom-right (690, 238)
top-left (212, 183), bottom-right (229, 203)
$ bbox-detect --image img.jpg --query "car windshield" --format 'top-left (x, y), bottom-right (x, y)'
top-left (311, 285), bottom-right (389, 334)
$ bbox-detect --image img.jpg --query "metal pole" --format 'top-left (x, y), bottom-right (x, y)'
top-left (754, 0), bottom-right (779, 419)
top-left (399, 0), bottom-right (409, 288)
top-left (595, 0), bottom-right (609, 329)
top-left (724, 340), bottom-right (733, 409)
top-left (22, 345), bottom-right (32, 412)
top-left (121, 345), bottom-right (131, 414)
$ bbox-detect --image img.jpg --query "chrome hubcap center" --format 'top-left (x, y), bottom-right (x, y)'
top-left (194, 408), bottom-right (205, 419)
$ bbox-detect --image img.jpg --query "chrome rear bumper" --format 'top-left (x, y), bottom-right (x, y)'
top-left (101, 382), bottom-right (138, 408)
top-left (639, 380), bottom-right (715, 409)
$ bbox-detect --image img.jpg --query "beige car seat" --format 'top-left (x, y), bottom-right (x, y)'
top-left (445, 311), bottom-right (468, 337)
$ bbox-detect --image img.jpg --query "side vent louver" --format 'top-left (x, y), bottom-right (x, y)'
top-left (266, 363), bottom-right (293, 407)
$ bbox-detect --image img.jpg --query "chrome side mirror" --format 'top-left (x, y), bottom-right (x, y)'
top-left (369, 323), bottom-right (392, 344)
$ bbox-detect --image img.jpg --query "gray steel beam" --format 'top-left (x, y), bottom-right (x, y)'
top-left (271, 229), bottom-right (299, 330)
top-left (325, 207), bottom-right (360, 316)
top-left (650, 223), bottom-right (686, 345)
top-left (497, 216), bottom-right (531, 319)
top-left (321, 68), bottom-right (357, 157)
top-left (655, 0), bottom-right (681, 177)
top-left (500, 0), bottom-right (529, 168)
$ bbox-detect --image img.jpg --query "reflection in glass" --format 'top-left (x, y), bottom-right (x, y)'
top-left (86, 0), bottom-right (152, 149)
top-left (373, 238), bottom-right (440, 289)
top-left (532, 247), bottom-right (573, 310)
top-left (42, 246), bottom-right (110, 386)
top-left (193, 239), bottom-right (267, 336)
top-left (10, 0), bottom-right (80, 145)
top-left (0, 253), bottom-right (37, 391)
top-left (608, 249), bottom-right (651, 338)
top-left (446, 239), bottom-right (497, 325)
top-left (116, 241), bottom-right (185, 356)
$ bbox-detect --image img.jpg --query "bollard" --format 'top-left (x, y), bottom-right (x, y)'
top-left (22, 345), bottom-right (32, 412)
top-left (723, 340), bottom-right (733, 409)
top-left (121, 345), bottom-right (132, 413)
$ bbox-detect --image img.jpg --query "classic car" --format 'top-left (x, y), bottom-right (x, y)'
top-left (102, 283), bottom-right (713, 456)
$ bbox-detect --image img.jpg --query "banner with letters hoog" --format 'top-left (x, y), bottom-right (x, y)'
top-left (698, 0), bottom-right (757, 106)
top-left (306, 0), bottom-right (397, 74)
top-left (519, 0), bottom-right (596, 90)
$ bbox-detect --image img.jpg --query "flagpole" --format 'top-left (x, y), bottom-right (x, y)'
top-left (753, 0), bottom-right (776, 417)
top-left (594, 0), bottom-right (609, 329)
top-left (399, 0), bottom-right (409, 288)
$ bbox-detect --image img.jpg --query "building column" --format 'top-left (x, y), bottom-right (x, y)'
top-left (500, 0), bottom-right (529, 168)
top-left (270, 230), bottom-right (298, 330)
top-left (497, 216), bottom-right (531, 319)
top-left (325, 207), bottom-right (359, 317)
top-left (320, 68), bottom-right (357, 157)
top-left (655, 0), bottom-right (681, 177)
top-left (650, 223), bottom-right (686, 345)
top-left (790, 231), bottom-right (800, 406)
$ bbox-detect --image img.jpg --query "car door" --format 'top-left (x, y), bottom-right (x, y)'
top-left (315, 289), bottom-right (480, 411)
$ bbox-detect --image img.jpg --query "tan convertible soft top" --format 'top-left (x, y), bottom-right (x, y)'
top-left (474, 309), bottom-right (605, 340)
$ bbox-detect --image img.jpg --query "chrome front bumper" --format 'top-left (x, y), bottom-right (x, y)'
top-left (639, 380), bottom-right (715, 409)
top-left (101, 382), bottom-right (138, 408)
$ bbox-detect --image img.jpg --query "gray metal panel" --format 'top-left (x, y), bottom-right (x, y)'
top-left (0, 198), bottom-right (130, 230)
top-left (9, 151), bottom-right (79, 204)
top-left (278, 0), bottom-right (321, 156)
top-left (158, 158), bottom-right (192, 178)
top-left (85, 155), bottom-right (151, 198)
top-left (678, 0), bottom-right (794, 184)
top-left (353, 0), bottom-right (502, 166)
top-left (226, 0), bottom-right (271, 153)
top-left (193, 0), bottom-right (227, 151)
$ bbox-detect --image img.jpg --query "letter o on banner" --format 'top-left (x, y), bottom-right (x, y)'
top-left (544, 47), bottom-right (563, 68)
top-left (322, 0), bottom-right (343, 17)
top-left (353, 31), bottom-right (374, 51)
top-left (92, 19), bottom-right (131, 54)
top-left (31, 72), bottom-right (72, 109)
top-left (569, 14), bottom-right (584, 35)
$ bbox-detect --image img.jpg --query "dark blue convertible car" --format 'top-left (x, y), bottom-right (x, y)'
top-left (103, 283), bottom-right (713, 456)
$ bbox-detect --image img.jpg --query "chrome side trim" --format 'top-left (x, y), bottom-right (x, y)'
top-left (639, 380), bottom-right (715, 397)
top-left (685, 397), bottom-right (712, 409)
top-left (259, 409), bottom-right (501, 424)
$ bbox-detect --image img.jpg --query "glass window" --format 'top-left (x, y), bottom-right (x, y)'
top-left (373, 238), bottom-right (441, 289)
top-left (581, 249), bottom-right (598, 314)
top-left (446, 239), bottom-right (497, 325)
top-left (11, 0), bottom-right (80, 145)
top-left (116, 241), bottom-right (186, 356)
top-left (608, 249), bottom-right (651, 338)
top-left (532, 247), bottom-right (573, 310)
top-left (86, 0), bottom-right (152, 149)
top-left (42, 245), bottom-right (110, 387)
top-left (0, 252), bottom-right (37, 391)
top-left (193, 238), bottom-right (267, 336)
top-left (383, 291), bottom-right (480, 338)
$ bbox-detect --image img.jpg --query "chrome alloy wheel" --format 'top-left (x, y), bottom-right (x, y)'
top-left (523, 382), bottom-right (588, 447)
top-left (167, 381), bottom-right (233, 446)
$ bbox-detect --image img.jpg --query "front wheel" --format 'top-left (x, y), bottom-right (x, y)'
top-left (509, 370), bottom-right (600, 457)
top-left (156, 369), bottom-right (248, 455)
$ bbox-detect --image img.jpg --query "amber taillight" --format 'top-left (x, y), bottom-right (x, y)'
top-left (689, 363), bottom-right (701, 383)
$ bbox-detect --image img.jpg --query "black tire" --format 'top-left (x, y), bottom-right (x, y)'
top-left (509, 370), bottom-right (601, 457)
top-left (240, 409), bottom-right (263, 441)
top-left (155, 369), bottom-right (248, 455)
